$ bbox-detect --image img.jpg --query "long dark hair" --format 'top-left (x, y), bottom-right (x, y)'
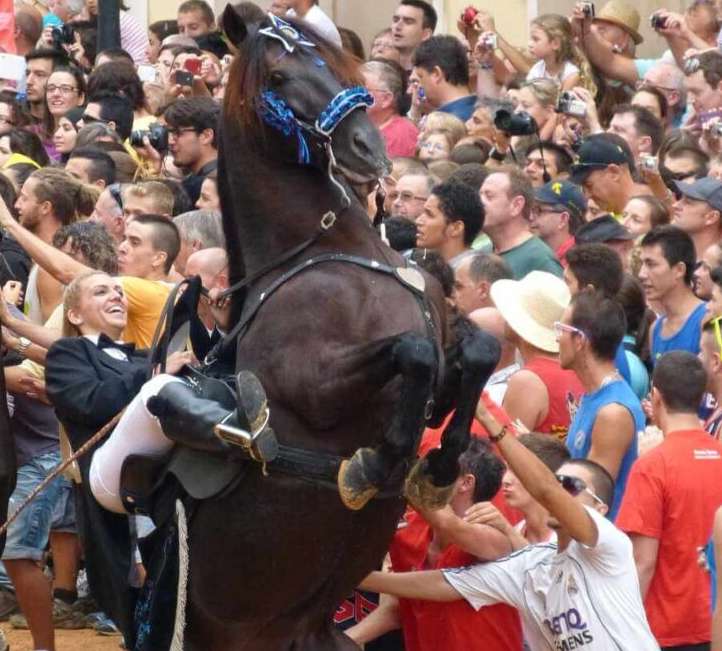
top-left (617, 273), bottom-right (655, 367)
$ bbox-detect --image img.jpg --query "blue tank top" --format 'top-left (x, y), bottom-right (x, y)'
top-left (565, 380), bottom-right (644, 520)
top-left (651, 302), bottom-right (707, 365)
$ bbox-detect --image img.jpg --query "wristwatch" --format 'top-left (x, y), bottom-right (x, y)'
top-left (15, 337), bottom-right (31, 356)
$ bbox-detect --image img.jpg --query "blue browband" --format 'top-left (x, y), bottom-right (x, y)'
top-left (259, 86), bottom-right (373, 165)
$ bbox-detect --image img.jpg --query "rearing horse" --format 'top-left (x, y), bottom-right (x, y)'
top-left (180, 9), bottom-right (498, 650)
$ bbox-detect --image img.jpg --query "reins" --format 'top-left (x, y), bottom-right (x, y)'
top-left (0, 409), bottom-right (125, 538)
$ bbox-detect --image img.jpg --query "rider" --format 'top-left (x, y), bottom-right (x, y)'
top-left (43, 271), bottom-right (263, 638)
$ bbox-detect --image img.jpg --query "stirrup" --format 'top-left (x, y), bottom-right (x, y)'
top-left (214, 408), bottom-right (278, 464)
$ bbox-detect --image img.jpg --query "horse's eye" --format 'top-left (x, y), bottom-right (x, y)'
top-left (269, 71), bottom-right (286, 86)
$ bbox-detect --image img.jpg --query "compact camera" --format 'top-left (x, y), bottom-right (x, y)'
top-left (640, 155), bottom-right (658, 171)
top-left (482, 33), bottom-right (497, 49)
top-left (650, 14), bottom-right (667, 30)
top-left (51, 24), bottom-right (75, 49)
top-left (580, 2), bottom-right (595, 18)
top-left (556, 91), bottom-right (587, 118)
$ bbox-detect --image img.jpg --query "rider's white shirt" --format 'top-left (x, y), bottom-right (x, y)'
top-left (443, 507), bottom-right (659, 651)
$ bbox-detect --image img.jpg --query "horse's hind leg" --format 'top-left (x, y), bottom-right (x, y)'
top-left (404, 328), bottom-right (500, 510)
top-left (338, 332), bottom-right (436, 511)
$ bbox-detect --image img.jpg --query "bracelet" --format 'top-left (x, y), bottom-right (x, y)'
top-left (489, 424), bottom-right (508, 443)
top-left (477, 62), bottom-right (494, 70)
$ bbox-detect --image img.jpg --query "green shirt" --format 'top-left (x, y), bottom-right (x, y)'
top-left (500, 236), bottom-right (563, 280)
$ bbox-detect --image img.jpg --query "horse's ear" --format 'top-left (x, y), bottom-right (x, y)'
top-left (221, 4), bottom-right (248, 48)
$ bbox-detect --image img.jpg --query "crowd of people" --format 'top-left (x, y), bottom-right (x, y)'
top-left (1, 0), bottom-right (722, 649)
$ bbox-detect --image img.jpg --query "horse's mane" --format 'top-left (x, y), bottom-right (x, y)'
top-left (223, 15), bottom-right (363, 133)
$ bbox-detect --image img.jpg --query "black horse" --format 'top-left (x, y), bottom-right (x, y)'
top-left (174, 9), bottom-right (498, 650)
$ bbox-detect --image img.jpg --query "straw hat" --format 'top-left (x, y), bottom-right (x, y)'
top-left (490, 271), bottom-right (571, 354)
top-left (594, 0), bottom-right (643, 45)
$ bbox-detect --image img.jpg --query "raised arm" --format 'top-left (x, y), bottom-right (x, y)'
top-left (571, 5), bottom-right (639, 86)
top-left (476, 398), bottom-right (600, 547)
top-left (0, 198), bottom-right (92, 285)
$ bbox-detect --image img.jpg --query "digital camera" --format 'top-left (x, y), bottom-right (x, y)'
top-left (650, 14), bottom-right (667, 30)
top-left (129, 123), bottom-right (169, 152)
top-left (580, 2), bottom-right (595, 18)
top-left (482, 33), bottom-right (497, 49)
top-left (51, 24), bottom-right (75, 49)
top-left (494, 110), bottom-right (538, 136)
top-left (556, 91), bottom-right (586, 118)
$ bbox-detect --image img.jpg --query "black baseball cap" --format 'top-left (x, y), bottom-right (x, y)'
top-left (534, 180), bottom-right (587, 219)
top-left (570, 136), bottom-right (631, 185)
top-left (575, 215), bottom-right (635, 243)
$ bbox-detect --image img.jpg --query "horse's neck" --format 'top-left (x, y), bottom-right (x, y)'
top-left (226, 149), bottom-right (372, 274)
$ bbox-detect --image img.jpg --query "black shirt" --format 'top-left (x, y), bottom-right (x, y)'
top-left (181, 158), bottom-right (217, 206)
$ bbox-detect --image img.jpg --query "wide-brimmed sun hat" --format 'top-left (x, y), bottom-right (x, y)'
top-left (594, 0), bottom-right (643, 45)
top-left (490, 270), bottom-right (571, 353)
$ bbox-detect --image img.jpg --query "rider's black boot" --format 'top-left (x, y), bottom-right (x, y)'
top-left (147, 381), bottom-right (237, 453)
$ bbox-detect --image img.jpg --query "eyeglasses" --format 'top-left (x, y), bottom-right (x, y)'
top-left (46, 84), bottom-right (78, 95)
top-left (396, 191), bottom-right (429, 202)
top-left (556, 474), bottom-right (605, 506)
top-left (553, 321), bottom-right (586, 338)
top-left (166, 127), bottom-right (198, 138)
top-left (108, 183), bottom-right (123, 211)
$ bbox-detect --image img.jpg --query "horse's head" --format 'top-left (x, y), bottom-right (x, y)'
top-left (222, 8), bottom-right (389, 193)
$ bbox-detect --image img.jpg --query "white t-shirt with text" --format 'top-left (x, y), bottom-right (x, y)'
top-left (443, 507), bottom-right (659, 651)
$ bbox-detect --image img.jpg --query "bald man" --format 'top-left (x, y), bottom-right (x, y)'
top-left (468, 307), bottom-right (520, 405)
top-left (14, 6), bottom-right (42, 56)
top-left (185, 247), bottom-right (228, 361)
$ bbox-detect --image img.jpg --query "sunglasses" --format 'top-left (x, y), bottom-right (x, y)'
top-left (556, 474), bottom-right (605, 506)
top-left (553, 321), bottom-right (586, 338)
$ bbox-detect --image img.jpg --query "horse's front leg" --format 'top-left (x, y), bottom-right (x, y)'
top-left (404, 328), bottom-right (500, 510)
top-left (337, 331), bottom-right (436, 510)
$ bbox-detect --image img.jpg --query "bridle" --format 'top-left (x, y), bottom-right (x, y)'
top-left (255, 12), bottom-right (374, 208)
top-left (214, 15), bottom-right (375, 306)
top-left (258, 84), bottom-right (373, 208)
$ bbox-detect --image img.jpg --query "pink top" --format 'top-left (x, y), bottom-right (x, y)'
top-left (380, 115), bottom-right (419, 158)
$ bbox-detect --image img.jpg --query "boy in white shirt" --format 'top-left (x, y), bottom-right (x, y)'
top-left (361, 399), bottom-right (659, 651)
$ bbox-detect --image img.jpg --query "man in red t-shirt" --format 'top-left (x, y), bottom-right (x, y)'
top-left (362, 60), bottom-right (419, 159)
top-left (388, 406), bottom-right (523, 651)
top-left (617, 351), bottom-right (722, 650)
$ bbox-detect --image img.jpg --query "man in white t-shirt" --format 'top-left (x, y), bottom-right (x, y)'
top-left (286, 0), bottom-right (342, 48)
top-left (361, 400), bottom-right (659, 651)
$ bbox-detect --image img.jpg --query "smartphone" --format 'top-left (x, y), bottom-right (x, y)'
top-left (137, 64), bottom-right (157, 83)
top-left (184, 58), bottom-right (201, 75)
top-left (174, 70), bottom-right (194, 87)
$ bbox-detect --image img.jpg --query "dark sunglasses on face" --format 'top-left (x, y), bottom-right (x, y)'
top-left (556, 474), bottom-right (605, 506)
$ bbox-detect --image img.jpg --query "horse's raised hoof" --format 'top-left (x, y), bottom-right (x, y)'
top-left (337, 448), bottom-right (379, 511)
top-left (236, 370), bottom-right (269, 434)
top-left (404, 457), bottom-right (455, 512)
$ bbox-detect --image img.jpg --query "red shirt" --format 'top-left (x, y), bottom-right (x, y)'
top-left (379, 115), bottom-right (419, 158)
top-left (616, 429), bottom-right (722, 646)
top-left (522, 356), bottom-right (583, 441)
top-left (555, 236), bottom-right (575, 267)
top-left (390, 509), bottom-right (523, 651)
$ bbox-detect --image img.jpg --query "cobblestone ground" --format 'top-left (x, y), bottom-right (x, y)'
top-left (0, 624), bottom-right (123, 651)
